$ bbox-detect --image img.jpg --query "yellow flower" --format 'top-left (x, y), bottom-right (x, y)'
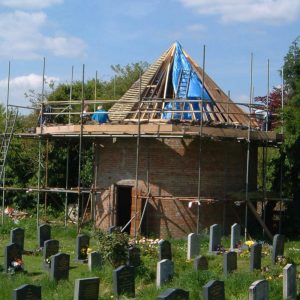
top-left (245, 240), bottom-right (255, 247)
top-left (87, 247), bottom-right (92, 254)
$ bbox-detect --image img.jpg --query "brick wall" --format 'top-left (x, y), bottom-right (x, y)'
top-left (94, 137), bottom-right (257, 238)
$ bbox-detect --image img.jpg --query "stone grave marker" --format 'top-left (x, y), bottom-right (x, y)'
top-left (157, 288), bottom-right (189, 300)
top-left (88, 251), bottom-right (102, 272)
top-left (250, 242), bottom-right (262, 271)
top-left (158, 240), bottom-right (172, 261)
top-left (156, 259), bottom-right (174, 288)
top-left (209, 224), bottom-right (222, 253)
top-left (38, 224), bottom-right (51, 248)
top-left (12, 284), bottom-right (41, 300)
top-left (108, 225), bottom-right (117, 234)
top-left (74, 277), bottom-right (100, 300)
top-left (113, 265), bottom-right (135, 298)
top-left (203, 280), bottom-right (225, 300)
top-left (4, 243), bottom-right (23, 273)
top-left (128, 246), bottom-right (141, 267)
top-left (50, 253), bottom-right (70, 281)
top-left (194, 255), bottom-right (208, 271)
top-left (43, 239), bottom-right (59, 270)
top-left (223, 251), bottom-right (237, 276)
top-left (10, 228), bottom-right (25, 252)
top-left (283, 264), bottom-right (297, 300)
top-left (230, 223), bottom-right (240, 249)
top-left (272, 234), bottom-right (285, 264)
top-left (75, 234), bottom-right (90, 262)
top-left (249, 279), bottom-right (268, 300)
top-left (187, 233), bottom-right (200, 260)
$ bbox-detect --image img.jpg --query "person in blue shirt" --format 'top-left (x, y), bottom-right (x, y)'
top-left (92, 105), bottom-right (109, 124)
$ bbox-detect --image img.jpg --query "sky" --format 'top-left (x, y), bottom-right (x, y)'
top-left (0, 0), bottom-right (299, 112)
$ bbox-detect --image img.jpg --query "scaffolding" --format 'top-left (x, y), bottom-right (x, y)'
top-left (0, 49), bottom-right (287, 240)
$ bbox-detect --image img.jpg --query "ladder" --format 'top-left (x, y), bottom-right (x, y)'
top-left (173, 69), bottom-right (192, 119)
top-left (0, 108), bottom-right (18, 181)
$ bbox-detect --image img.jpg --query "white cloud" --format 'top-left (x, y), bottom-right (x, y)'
top-left (178, 0), bottom-right (300, 24)
top-left (0, 11), bottom-right (86, 59)
top-left (186, 24), bottom-right (206, 32)
top-left (0, 0), bottom-right (63, 9)
top-left (0, 74), bottom-right (59, 108)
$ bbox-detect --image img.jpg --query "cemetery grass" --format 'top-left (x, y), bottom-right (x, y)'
top-left (0, 218), bottom-right (300, 299)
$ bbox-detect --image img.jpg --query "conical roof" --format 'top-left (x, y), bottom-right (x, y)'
top-left (109, 42), bottom-right (249, 126)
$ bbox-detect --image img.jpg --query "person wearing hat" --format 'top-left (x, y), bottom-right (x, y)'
top-left (92, 105), bottom-right (109, 124)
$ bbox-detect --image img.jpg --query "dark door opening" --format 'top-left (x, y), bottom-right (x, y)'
top-left (116, 186), bottom-right (132, 233)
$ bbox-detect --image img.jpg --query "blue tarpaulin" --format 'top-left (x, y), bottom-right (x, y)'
top-left (163, 41), bottom-right (212, 120)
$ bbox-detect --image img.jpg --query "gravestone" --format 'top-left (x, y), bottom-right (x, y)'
top-left (158, 240), bottom-right (172, 261)
top-left (250, 243), bottom-right (262, 271)
top-left (157, 288), bottom-right (189, 300)
top-left (187, 233), bottom-right (200, 260)
top-left (38, 224), bottom-right (51, 248)
top-left (156, 259), bottom-right (174, 288)
top-left (272, 234), bottom-right (285, 264)
top-left (209, 224), bottom-right (222, 253)
top-left (74, 277), bottom-right (100, 300)
top-left (4, 243), bottom-right (23, 273)
top-left (88, 251), bottom-right (102, 272)
top-left (230, 223), bottom-right (240, 249)
top-left (203, 280), bottom-right (225, 300)
top-left (113, 265), bottom-right (135, 298)
top-left (43, 239), bottom-right (59, 270)
top-left (128, 246), bottom-right (141, 267)
top-left (50, 253), bottom-right (70, 281)
top-left (108, 226), bottom-right (117, 234)
top-left (194, 255), bottom-right (208, 271)
top-left (249, 279), bottom-right (268, 300)
top-left (10, 228), bottom-right (25, 252)
top-left (223, 251), bottom-right (237, 276)
top-left (75, 234), bottom-right (90, 262)
top-left (12, 284), bottom-right (41, 300)
top-left (283, 264), bottom-right (297, 300)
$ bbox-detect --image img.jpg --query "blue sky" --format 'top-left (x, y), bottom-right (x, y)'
top-left (0, 0), bottom-right (299, 110)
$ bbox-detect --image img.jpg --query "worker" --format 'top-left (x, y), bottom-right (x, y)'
top-left (81, 102), bottom-right (91, 123)
top-left (92, 105), bottom-right (109, 124)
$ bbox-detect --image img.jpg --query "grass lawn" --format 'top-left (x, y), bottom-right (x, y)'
top-left (0, 216), bottom-right (300, 299)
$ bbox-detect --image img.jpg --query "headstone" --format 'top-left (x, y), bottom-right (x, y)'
top-left (156, 259), bottom-right (174, 288)
top-left (38, 224), bottom-right (51, 248)
top-left (203, 280), bottom-right (225, 300)
top-left (283, 264), bottom-right (297, 300)
top-left (50, 253), bottom-right (70, 281)
top-left (4, 243), bottom-right (23, 273)
top-left (75, 234), bottom-right (90, 262)
top-left (250, 242), bottom-right (262, 271)
top-left (194, 255), bottom-right (208, 271)
top-left (158, 240), bottom-right (172, 261)
top-left (43, 239), bottom-right (59, 270)
top-left (128, 246), bottom-right (141, 267)
top-left (223, 251), bottom-right (237, 276)
top-left (12, 284), bottom-right (41, 300)
top-left (208, 224), bottom-right (222, 253)
top-left (74, 277), bottom-right (100, 300)
top-left (272, 234), bottom-right (285, 264)
top-left (230, 223), bottom-right (241, 249)
top-left (113, 265), bottom-right (135, 298)
top-left (187, 233), bottom-right (200, 260)
top-left (157, 288), bottom-right (189, 300)
top-left (88, 251), bottom-right (102, 272)
top-left (249, 280), bottom-right (268, 300)
top-left (10, 228), bottom-right (25, 252)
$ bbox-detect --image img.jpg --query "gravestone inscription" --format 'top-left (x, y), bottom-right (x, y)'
top-left (38, 224), bottom-right (51, 248)
top-left (74, 277), bottom-right (100, 300)
top-left (12, 284), bottom-right (41, 300)
top-left (113, 265), bottom-right (135, 298)
top-left (203, 280), bottom-right (225, 300)
top-left (50, 253), bottom-right (70, 281)
top-left (10, 228), bottom-right (25, 252)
